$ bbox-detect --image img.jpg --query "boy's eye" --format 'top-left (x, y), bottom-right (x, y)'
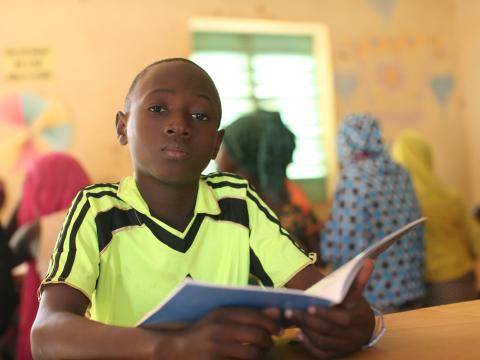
top-left (148, 105), bottom-right (166, 113)
top-left (192, 113), bottom-right (208, 121)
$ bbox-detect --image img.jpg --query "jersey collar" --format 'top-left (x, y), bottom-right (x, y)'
top-left (117, 176), bottom-right (221, 217)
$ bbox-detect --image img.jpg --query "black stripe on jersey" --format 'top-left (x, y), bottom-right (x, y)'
top-left (246, 190), bottom-right (309, 256)
top-left (249, 248), bottom-right (273, 287)
top-left (202, 172), bottom-right (244, 180)
top-left (45, 190), bottom-right (85, 282)
top-left (96, 208), bottom-right (142, 252)
top-left (139, 212), bottom-right (206, 253)
top-left (205, 180), bottom-right (248, 190)
top-left (84, 183), bottom-right (119, 191)
top-left (94, 207), bottom-right (206, 254)
top-left (94, 199), bottom-right (249, 255)
top-left (58, 199), bottom-right (91, 281)
top-left (206, 198), bottom-right (250, 230)
top-left (47, 190), bottom-right (121, 282)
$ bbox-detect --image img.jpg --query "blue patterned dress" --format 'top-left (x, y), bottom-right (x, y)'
top-left (320, 114), bottom-right (425, 311)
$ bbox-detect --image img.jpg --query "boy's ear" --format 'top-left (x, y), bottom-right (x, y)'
top-left (211, 129), bottom-right (225, 160)
top-left (116, 111), bottom-right (128, 145)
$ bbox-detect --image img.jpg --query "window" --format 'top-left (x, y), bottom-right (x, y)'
top-left (190, 19), bottom-right (337, 201)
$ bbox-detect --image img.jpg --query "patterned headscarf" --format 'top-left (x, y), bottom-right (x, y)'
top-left (222, 110), bottom-right (295, 199)
top-left (321, 113), bottom-right (425, 310)
top-left (337, 113), bottom-right (386, 167)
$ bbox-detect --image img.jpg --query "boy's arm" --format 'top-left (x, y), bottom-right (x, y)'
top-left (32, 284), bottom-right (281, 360)
top-left (284, 261), bottom-right (375, 359)
top-left (32, 284), bottom-right (164, 359)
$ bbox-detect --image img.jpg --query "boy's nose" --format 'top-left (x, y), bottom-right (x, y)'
top-left (164, 115), bottom-right (191, 138)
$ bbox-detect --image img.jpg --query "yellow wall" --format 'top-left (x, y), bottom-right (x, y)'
top-left (456, 0), bottom-right (480, 204)
top-left (0, 0), bottom-right (475, 219)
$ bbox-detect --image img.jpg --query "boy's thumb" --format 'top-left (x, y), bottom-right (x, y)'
top-left (344, 259), bottom-right (375, 306)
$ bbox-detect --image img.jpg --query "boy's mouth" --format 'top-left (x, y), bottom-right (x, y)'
top-left (162, 145), bottom-right (189, 160)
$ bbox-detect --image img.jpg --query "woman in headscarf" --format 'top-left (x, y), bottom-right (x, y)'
top-left (11, 152), bottom-right (91, 360)
top-left (216, 110), bottom-right (322, 263)
top-left (392, 131), bottom-right (479, 305)
top-left (321, 114), bottom-right (425, 312)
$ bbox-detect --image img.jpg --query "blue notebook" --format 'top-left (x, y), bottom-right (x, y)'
top-left (137, 217), bottom-right (426, 328)
top-left (138, 281), bottom-right (330, 327)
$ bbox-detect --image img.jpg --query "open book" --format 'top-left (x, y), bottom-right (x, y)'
top-left (138, 217), bottom-right (426, 327)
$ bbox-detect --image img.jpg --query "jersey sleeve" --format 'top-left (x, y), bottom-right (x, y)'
top-left (40, 190), bottom-right (99, 302)
top-left (246, 186), bottom-right (314, 288)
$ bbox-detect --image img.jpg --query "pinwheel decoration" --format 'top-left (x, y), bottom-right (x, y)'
top-left (0, 92), bottom-right (73, 170)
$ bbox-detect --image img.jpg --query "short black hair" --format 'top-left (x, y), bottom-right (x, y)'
top-left (123, 58), bottom-right (222, 121)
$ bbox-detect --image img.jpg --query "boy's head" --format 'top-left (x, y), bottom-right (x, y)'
top-left (123, 58), bottom-right (222, 120)
top-left (116, 58), bottom-right (224, 185)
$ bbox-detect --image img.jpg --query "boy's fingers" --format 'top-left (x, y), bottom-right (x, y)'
top-left (286, 307), bottom-right (355, 334)
top-left (262, 307), bottom-right (281, 319)
top-left (287, 310), bottom-right (330, 333)
top-left (300, 329), bottom-right (352, 352)
top-left (344, 259), bottom-right (374, 305)
top-left (297, 331), bottom-right (338, 359)
top-left (211, 307), bottom-right (280, 335)
top-left (226, 324), bottom-right (273, 349)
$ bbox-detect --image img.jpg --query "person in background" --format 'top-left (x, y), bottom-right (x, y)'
top-left (0, 179), bottom-right (17, 359)
top-left (11, 152), bottom-right (91, 360)
top-left (392, 130), bottom-right (480, 306)
top-left (216, 110), bottom-right (322, 264)
top-left (321, 114), bottom-right (425, 312)
top-left (472, 204), bottom-right (480, 224)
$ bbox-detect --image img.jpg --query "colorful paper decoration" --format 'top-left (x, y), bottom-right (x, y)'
top-left (0, 92), bottom-right (73, 169)
top-left (335, 72), bottom-right (358, 101)
top-left (368, 0), bottom-right (398, 19)
top-left (430, 75), bottom-right (454, 107)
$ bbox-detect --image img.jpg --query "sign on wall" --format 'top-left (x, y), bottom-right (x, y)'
top-left (2, 47), bottom-right (54, 81)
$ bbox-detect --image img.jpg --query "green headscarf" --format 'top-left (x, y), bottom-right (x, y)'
top-left (222, 110), bottom-right (296, 199)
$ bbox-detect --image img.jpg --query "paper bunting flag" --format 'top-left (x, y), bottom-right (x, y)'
top-left (335, 72), bottom-right (358, 101)
top-left (368, 0), bottom-right (398, 19)
top-left (0, 92), bottom-right (73, 169)
top-left (430, 75), bottom-right (454, 107)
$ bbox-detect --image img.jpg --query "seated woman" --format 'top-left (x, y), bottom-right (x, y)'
top-left (392, 130), bottom-right (480, 305)
top-left (9, 152), bottom-right (91, 360)
top-left (0, 179), bottom-right (17, 358)
top-left (216, 110), bottom-right (322, 264)
top-left (321, 114), bottom-right (426, 312)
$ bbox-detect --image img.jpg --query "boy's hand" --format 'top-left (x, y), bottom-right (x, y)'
top-left (164, 307), bottom-right (281, 360)
top-left (285, 260), bottom-right (375, 359)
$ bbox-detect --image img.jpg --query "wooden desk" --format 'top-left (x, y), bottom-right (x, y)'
top-left (268, 300), bottom-right (480, 359)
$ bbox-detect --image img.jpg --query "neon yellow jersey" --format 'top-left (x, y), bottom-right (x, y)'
top-left (41, 173), bottom-right (313, 326)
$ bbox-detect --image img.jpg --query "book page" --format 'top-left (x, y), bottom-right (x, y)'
top-left (305, 217), bottom-right (426, 304)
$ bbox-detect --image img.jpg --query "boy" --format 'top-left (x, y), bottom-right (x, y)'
top-left (32, 58), bottom-right (375, 359)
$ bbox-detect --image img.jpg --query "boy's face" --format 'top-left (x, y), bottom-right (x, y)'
top-left (116, 61), bottom-right (224, 185)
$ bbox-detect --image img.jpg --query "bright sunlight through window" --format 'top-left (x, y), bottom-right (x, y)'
top-left (192, 32), bottom-right (327, 181)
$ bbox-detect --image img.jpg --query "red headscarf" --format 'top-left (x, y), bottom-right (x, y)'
top-left (17, 152), bottom-right (91, 226)
top-left (16, 152), bottom-right (90, 360)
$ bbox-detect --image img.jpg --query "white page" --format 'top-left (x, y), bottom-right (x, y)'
top-left (305, 217), bottom-right (426, 304)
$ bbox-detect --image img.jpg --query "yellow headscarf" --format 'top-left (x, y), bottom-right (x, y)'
top-left (392, 131), bottom-right (480, 282)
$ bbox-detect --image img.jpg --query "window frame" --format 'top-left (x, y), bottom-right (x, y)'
top-left (189, 17), bottom-right (338, 199)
